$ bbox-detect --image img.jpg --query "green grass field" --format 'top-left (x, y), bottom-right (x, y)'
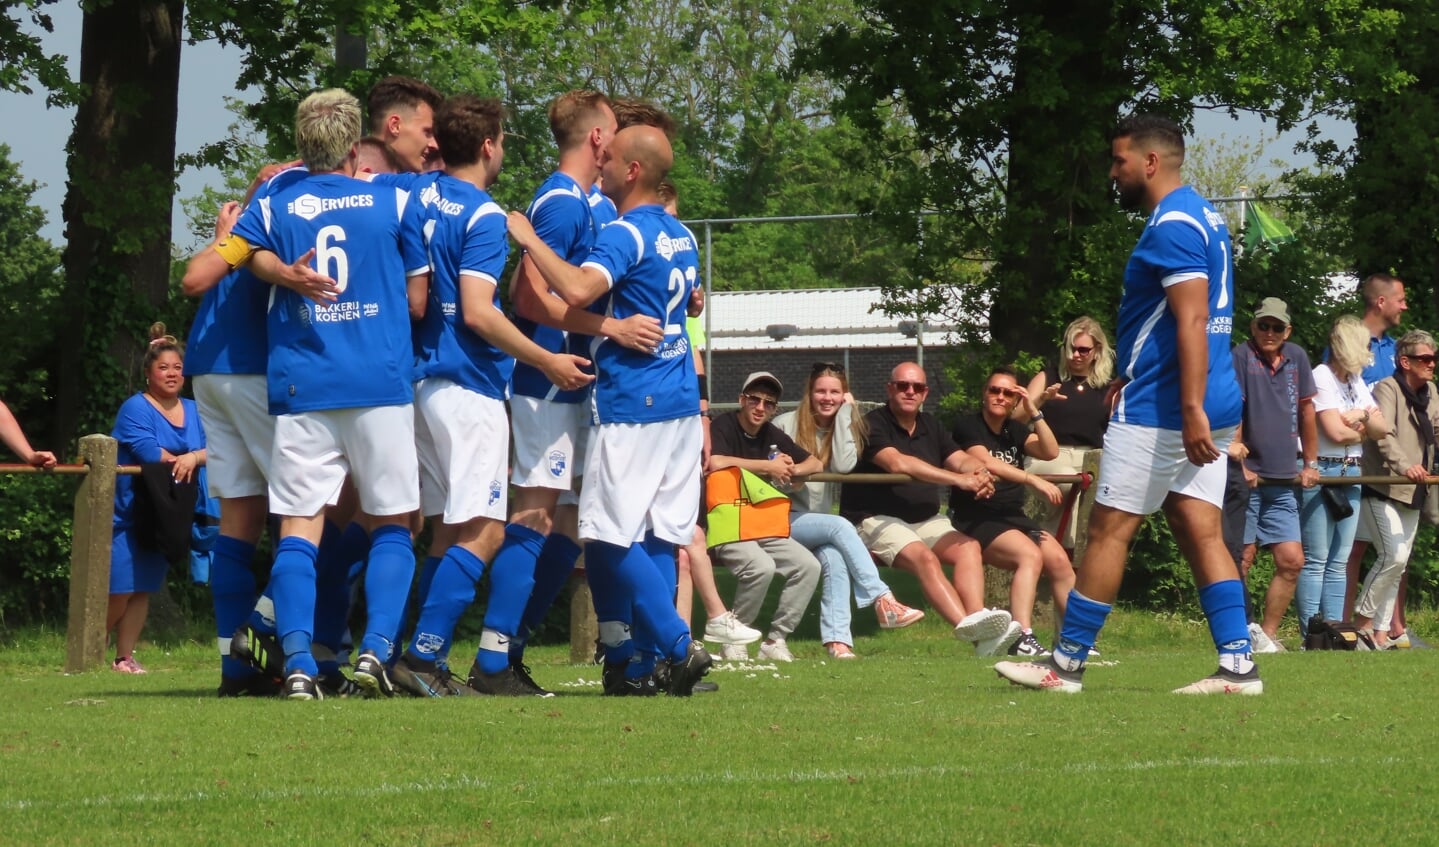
top-left (3, 608), bottom-right (1436, 847)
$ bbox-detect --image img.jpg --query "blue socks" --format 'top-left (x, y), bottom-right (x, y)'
top-left (270, 536), bottom-right (319, 676)
top-left (408, 544), bottom-right (486, 662)
top-left (585, 539), bottom-right (690, 667)
top-left (211, 535), bottom-right (258, 679)
top-left (358, 524), bottom-right (417, 661)
top-left (1199, 579), bottom-right (1253, 672)
top-left (476, 525), bottom-right (546, 674)
top-left (1054, 589), bottom-right (1112, 671)
top-left (515, 533), bottom-right (582, 652)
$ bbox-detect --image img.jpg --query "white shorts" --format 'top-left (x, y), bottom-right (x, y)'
top-left (1094, 421), bottom-right (1235, 515)
top-left (193, 374), bottom-right (274, 499)
top-left (269, 405), bottom-right (419, 518)
top-left (579, 416), bottom-right (702, 547)
top-left (510, 395), bottom-right (586, 491)
top-left (557, 422), bottom-right (593, 507)
top-left (415, 378), bottom-right (509, 524)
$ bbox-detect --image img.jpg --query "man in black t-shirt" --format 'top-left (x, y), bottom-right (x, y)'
top-left (837, 361), bottom-right (1017, 655)
top-left (950, 366), bottom-right (1077, 657)
top-left (707, 372), bottom-right (822, 662)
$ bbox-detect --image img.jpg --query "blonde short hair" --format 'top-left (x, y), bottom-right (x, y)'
top-left (297, 89), bottom-right (362, 171)
top-left (1327, 315), bottom-right (1372, 379)
top-left (1058, 315), bottom-right (1115, 389)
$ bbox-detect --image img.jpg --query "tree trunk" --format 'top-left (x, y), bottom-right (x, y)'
top-left (55, 0), bottom-right (184, 448)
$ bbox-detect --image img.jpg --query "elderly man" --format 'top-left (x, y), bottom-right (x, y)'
top-left (707, 371), bottom-right (822, 663)
top-left (838, 362), bottom-right (1017, 655)
top-left (1231, 297), bottom-right (1318, 652)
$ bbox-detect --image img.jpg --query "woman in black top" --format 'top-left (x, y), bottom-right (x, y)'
top-left (1021, 316), bottom-right (1115, 554)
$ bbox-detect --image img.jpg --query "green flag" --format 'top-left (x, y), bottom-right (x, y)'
top-left (1244, 202), bottom-right (1296, 253)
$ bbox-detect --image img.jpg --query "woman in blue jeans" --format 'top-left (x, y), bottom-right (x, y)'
top-left (1298, 316), bottom-right (1387, 635)
top-left (774, 363), bottom-right (924, 658)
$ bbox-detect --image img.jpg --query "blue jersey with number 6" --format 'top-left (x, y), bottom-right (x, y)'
top-left (231, 172), bottom-right (430, 414)
top-left (1112, 185), bottom-right (1242, 431)
top-left (580, 203), bottom-right (700, 424)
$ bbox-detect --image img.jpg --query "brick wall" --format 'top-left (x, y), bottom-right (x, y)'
top-left (706, 346), bottom-right (954, 408)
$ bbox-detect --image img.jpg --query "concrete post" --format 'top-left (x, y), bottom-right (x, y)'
top-left (65, 434), bottom-right (117, 673)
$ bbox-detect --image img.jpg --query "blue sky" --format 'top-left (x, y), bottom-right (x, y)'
top-left (0, 4), bottom-right (1354, 250)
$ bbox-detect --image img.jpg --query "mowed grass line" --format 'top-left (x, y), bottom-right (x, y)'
top-left (3, 610), bottom-right (1435, 846)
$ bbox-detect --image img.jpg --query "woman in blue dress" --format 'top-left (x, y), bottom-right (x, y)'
top-left (108, 323), bottom-right (207, 673)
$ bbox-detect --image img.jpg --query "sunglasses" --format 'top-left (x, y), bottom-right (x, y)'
top-left (741, 393), bottom-right (779, 410)
top-left (811, 361), bottom-right (845, 375)
top-left (890, 380), bottom-right (928, 394)
top-left (1070, 345), bottom-right (1094, 356)
top-left (1405, 353), bottom-right (1437, 365)
top-left (1255, 320), bottom-right (1288, 333)
top-left (985, 385), bottom-right (1017, 397)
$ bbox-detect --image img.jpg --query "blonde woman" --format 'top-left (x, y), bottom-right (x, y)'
top-left (1298, 316), bottom-right (1387, 634)
top-left (1022, 316), bottom-right (1116, 552)
top-left (774, 363), bottom-right (924, 659)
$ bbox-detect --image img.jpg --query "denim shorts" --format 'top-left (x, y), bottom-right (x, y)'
top-left (1244, 483), bottom-right (1302, 546)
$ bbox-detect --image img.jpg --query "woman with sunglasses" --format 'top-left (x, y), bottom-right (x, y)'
top-left (1296, 316), bottom-right (1387, 637)
top-left (1021, 316), bottom-right (1116, 555)
top-left (774, 363), bottom-right (925, 659)
top-left (1354, 330), bottom-right (1439, 648)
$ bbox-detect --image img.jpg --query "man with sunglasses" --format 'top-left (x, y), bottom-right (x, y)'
top-left (1227, 298), bottom-right (1318, 654)
top-left (997, 114), bottom-right (1259, 694)
top-left (707, 372), bottom-right (823, 662)
top-left (839, 363), bottom-right (1017, 654)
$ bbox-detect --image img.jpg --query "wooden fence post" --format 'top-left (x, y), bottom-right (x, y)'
top-left (1071, 450), bottom-right (1103, 566)
top-left (65, 434), bottom-right (116, 673)
top-left (568, 555), bottom-right (598, 664)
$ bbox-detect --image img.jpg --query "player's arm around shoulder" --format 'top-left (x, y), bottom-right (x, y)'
top-left (506, 211), bottom-right (609, 308)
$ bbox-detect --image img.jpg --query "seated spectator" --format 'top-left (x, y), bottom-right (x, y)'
top-left (774, 362), bottom-right (925, 659)
top-left (838, 362), bottom-right (1017, 655)
top-left (1021, 316), bottom-right (1114, 554)
top-left (707, 372), bottom-right (822, 662)
top-left (1355, 330), bottom-right (1439, 648)
top-left (950, 366), bottom-right (1076, 656)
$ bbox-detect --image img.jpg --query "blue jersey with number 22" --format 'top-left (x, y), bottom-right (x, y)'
top-left (580, 204), bottom-right (700, 424)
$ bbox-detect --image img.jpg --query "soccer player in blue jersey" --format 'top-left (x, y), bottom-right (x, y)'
top-left (378, 95), bottom-right (592, 698)
top-left (997, 113), bottom-right (1261, 695)
top-left (230, 88), bottom-right (431, 700)
top-left (508, 124), bottom-right (713, 695)
top-left (503, 91), bottom-right (664, 677)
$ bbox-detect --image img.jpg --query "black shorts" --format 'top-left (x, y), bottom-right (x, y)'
top-left (950, 511), bottom-right (1043, 548)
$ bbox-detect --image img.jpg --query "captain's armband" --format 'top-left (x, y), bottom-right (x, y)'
top-left (213, 233), bottom-right (256, 269)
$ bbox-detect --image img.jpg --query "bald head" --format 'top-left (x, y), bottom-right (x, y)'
top-left (615, 125), bottom-right (672, 187)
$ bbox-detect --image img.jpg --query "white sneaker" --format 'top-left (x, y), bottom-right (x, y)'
top-left (975, 620), bottom-right (1024, 657)
top-left (1248, 623), bottom-right (1280, 654)
top-left (1172, 667), bottom-right (1263, 696)
top-left (953, 608), bottom-right (1011, 644)
top-left (703, 611), bottom-right (762, 645)
top-left (995, 658), bottom-right (1084, 693)
top-left (718, 643), bottom-right (750, 662)
top-left (757, 638), bottom-right (794, 662)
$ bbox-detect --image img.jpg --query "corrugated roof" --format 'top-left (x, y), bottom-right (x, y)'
top-left (696, 287), bottom-right (965, 352)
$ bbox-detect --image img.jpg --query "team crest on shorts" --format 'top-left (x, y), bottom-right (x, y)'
top-left (548, 450), bottom-right (567, 478)
top-left (414, 632), bottom-right (444, 655)
top-left (488, 480), bottom-right (502, 505)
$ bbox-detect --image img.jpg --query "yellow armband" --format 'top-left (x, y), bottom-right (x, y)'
top-left (213, 233), bottom-right (255, 268)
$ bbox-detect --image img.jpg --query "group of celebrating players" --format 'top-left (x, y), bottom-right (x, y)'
top-left (183, 77), bottom-right (714, 700)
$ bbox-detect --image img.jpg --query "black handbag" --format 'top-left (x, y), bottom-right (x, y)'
top-left (1320, 484), bottom-right (1353, 520)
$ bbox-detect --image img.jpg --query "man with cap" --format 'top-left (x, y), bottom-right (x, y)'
top-left (1230, 296), bottom-right (1319, 652)
top-left (706, 372), bottom-right (823, 661)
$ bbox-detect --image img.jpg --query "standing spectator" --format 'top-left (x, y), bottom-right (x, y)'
top-left (1355, 331), bottom-right (1439, 648)
top-left (950, 366), bottom-right (1076, 656)
top-left (0, 398), bottom-right (56, 469)
top-left (1230, 297), bottom-right (1318, 652)
top-left (1022, 316), bottom-right (1115, 553)
top-left (1298, 316), bottom-right (1387, 633)
top-left (997, 114), bottom-right (1257, 695)
top-left (108, 323), bottom-right (207, 673)
top-left (774, 363), bottom-right (925, 660)
top-left (708, 372), bottom-right (823, 662)
top-left (838, 362), bottom-right (1016, 655)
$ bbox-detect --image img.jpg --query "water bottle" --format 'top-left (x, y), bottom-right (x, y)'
top-left (768, 444), bottom-right (791, 492)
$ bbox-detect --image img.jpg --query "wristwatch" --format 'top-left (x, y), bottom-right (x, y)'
top-left (1031, 411), bottom-right (1045, 423)
top-left (1305, 460), bottom-right (1319, 470)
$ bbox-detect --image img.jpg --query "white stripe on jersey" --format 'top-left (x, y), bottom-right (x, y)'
top-left (1116, 297), bottom-right (1171, 422)
top-left (1154, 210), bottom-right (1208, 245)
top-left (612, 220), bottom-right (645, 259)
top-left (581, 260), bottom-right (616, 290)
top-left (258, 196), bottom-right (274, 233)
top-left (1161, 272), bottom-right (1206, 288)
top-left (394, 185), bottom-right (411, 219)
top-left (529, 184), bottom-right (585, 216)
top-left (459, 270), bottom-right (499, 286)
top-left (466, 201), bottom-right (504, 232)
